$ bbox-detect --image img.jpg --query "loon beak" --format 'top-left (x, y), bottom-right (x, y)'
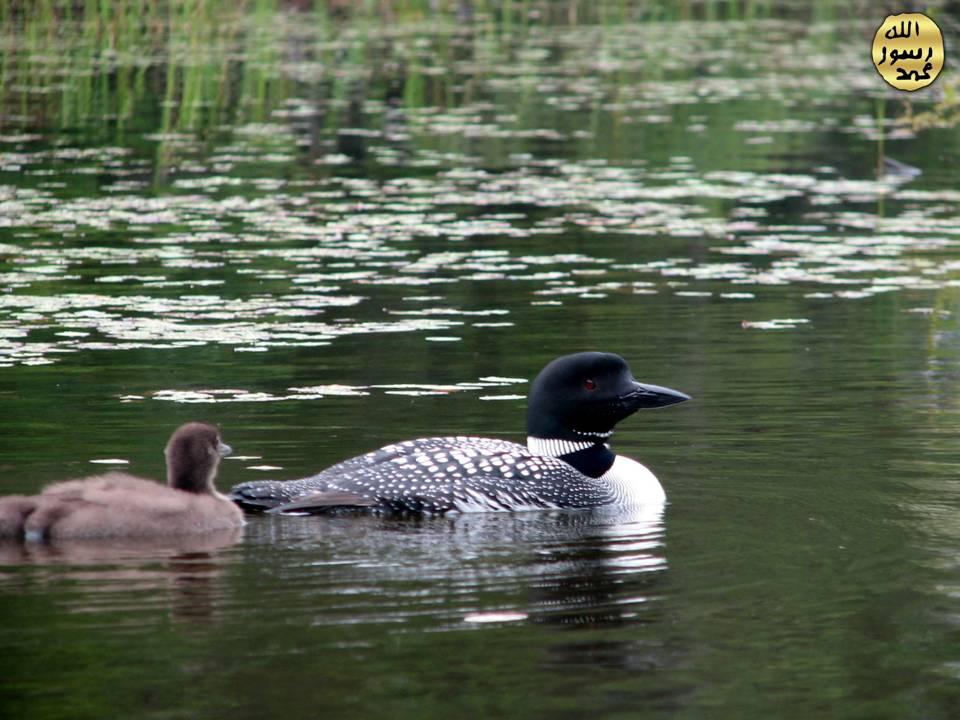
top-left (218, 442), bottom-right (233, 458)
top-left (624, 381), bottom-right (691, 409)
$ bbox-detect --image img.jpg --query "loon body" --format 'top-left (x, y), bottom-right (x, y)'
top-left (230, 352), bottom-right (689, 515)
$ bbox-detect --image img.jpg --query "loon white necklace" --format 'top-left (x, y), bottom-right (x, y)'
top-left (526, 436), bottom-right (597, 457)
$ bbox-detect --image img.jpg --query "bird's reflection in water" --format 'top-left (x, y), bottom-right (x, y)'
top-left (0, 527), bottom-right (242, 623)
top-left (530, 506), bottom-right (690, 710)
top-left (240, 503), bottom-right (667, 633)
top-left (524, 503), bottom-right (667, 629)
top-left (523, 505), bottom-right (689, 712)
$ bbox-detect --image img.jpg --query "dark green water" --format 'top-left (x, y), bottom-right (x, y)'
top-left (3, 2), bottom-right (960, 718)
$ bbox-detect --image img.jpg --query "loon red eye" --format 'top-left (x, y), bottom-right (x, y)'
top-left (584, 379), bottom-right (597, 391)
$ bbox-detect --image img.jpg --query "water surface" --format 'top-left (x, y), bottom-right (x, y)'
top-left (2, 3), bottom-right (960, 718)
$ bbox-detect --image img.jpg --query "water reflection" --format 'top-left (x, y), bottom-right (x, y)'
top-left (240, 504), bottom-right (666, 632)
top-left (0, 527), bottom-right (242, 623)
top-left (524, 505), bottom-right (666, 628)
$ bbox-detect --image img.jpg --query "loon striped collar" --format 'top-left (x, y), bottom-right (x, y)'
top-left (527, 436), bottom-right (598, 457)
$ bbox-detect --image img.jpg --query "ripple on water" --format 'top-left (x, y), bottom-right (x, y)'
top-left (209, 506), bottom-right (668, 631)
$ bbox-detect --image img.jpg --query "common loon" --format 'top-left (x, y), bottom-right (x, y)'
top-left (229, 352), bottom-right (689, 515)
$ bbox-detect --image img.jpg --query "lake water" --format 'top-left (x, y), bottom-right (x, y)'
top-left (2, 3), bottom-right (960, 718)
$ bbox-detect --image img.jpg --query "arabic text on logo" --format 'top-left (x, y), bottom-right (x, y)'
top-left (872, 13), bottom-right (944, 91)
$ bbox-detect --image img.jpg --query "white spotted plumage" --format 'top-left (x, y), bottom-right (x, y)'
top-left (232, 435), bottom-right (665, 514)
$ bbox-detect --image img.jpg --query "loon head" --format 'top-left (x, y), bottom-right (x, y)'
top-left (526, 352), bottom-right (690, 442)
top-left (164, 422), bottom-right (232, 494)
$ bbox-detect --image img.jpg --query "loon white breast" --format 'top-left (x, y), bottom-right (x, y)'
top-left (229, 352), bottom-right (689, 515)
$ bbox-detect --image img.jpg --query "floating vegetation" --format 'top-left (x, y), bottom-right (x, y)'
top-left (4, 149), bottom-right (960, 364)
top-left (741, 318), bottom-right (811, 331)
top-left (142, 376), bottom-right (526, 404)
top-left (463, 611), bottom-right (528, 624)
top-left (906, 308), bottom-right (952, 318)
top-left (0, 4), bottom-right (956, 371)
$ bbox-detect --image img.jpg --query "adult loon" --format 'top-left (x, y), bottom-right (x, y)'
top-left (230, 352), bottom-right (689, 515)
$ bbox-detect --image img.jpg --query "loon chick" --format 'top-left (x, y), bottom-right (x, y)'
top-left (0, 422), bottom-right (245, 541)
top-left (230, 352), bottom-right (689, 515)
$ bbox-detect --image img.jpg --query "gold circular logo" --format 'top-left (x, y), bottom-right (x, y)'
top-left (872, 13), bottom-right (944, 91)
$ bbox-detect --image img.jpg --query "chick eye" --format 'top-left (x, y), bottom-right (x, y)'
top-left (584, 379), bottom-right (597, 391)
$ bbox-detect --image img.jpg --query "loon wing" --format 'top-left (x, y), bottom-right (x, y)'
top-left (231, 436), bottom-right (617, 514)
top-left (267, 489), bottom-right (379, 513)
top-left (230, 436), bottom-right (528, 511)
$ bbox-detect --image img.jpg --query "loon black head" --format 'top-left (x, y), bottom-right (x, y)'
top-left (526, 352), bottom-right (690, 442)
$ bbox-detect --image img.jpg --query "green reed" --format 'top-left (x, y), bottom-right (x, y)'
top-left (0, 0), bottom-right (904, 179)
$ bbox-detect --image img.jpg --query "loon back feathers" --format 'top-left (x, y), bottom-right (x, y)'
top-left (229, 352), bottom-right (689, 514)
top-left (231, 437), bottom-right (621, 514)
